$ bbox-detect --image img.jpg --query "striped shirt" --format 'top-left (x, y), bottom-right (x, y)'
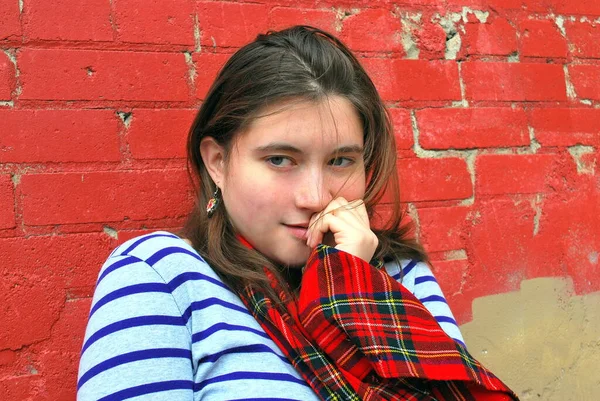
top-left (77, 231), bottom-right (464, 401)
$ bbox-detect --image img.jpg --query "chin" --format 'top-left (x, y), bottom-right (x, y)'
top-left (274, 246), bottom-right (311, 269)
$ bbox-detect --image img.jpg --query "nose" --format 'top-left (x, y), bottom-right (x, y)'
top-left (294, 169), bottom-right (332, 212)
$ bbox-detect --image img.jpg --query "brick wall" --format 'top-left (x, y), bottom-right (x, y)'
top-left (1, 0), bottom-right (598, 399)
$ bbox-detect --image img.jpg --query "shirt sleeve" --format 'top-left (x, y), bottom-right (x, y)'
top-left (77, 254), bottom-right (194, 401)
top-left (411, 261), bottom-right (466, 347)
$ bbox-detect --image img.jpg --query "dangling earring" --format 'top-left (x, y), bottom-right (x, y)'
top-left (206, 187), bottom-right (220, 218)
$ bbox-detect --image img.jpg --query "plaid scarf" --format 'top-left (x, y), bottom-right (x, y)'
top-left (239, 244), bottom-right (519, 401)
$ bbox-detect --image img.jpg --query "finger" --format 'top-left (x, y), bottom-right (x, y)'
top-left (307, 213), bottom-right (334, 247)
top-left (312, 213), bottom-right (364, 248)
top-left (307, 212), bottom-right (323, 247)
top-left (321, 197), bottom-right (349, 218)
top-left (347, 199), bottom-right (369, 225)
top-left (307, 197), bottom-right (369, 248)
top-left (307, 197), bottom-right (348, 245)
top-left (329, 200), bottom-right (369, 230)
top-left (340, 199), bottom-right (370, 227)
top-left (308, 213), bottom-right (339, 247)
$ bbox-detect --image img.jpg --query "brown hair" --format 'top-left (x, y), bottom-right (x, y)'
top-left (179, 25), bottom-right (428, 298)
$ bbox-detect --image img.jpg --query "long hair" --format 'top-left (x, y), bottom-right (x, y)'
top-left (179, 25), bottom-right (428, 299)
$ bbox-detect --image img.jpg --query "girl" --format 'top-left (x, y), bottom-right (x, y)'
top-left (77, 26), bottom-right (517, 401)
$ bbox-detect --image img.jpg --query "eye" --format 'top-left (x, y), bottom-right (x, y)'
top-left (266, 156), bottom-right (293, 167)
top-left (329, 157), bottom-right (354, 167)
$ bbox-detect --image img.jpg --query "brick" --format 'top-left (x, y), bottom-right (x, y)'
top-left (357, 0), bottom-right (441, 4)
top-left (547, 0), bottom-right (600, 16)
top-left (0, 0), bottom-right (20, 40)
top-left (529, 189), bottom-right (600, 294)
top-left (363, 58), bottom-right (461, 101)
top-left (21, 170), bottom-right (192, 225)
top-left (0, 234), bottom-right (114, 393)
top-left (566, 22), bottom-right (600, 58)
top-left (417, 107), bottom-right (529, 149)
top-left (475, 154), bottom-right (557, 195)
top-left (354, 0), bottom-right (441, 5)
top-left (198, 2), bottom-right (269, 48)
top-left (445, 0), bottom-right (545, 11)
top-left (0, 233), bottom-right (115, 292)
top-left (36, 349), bottom-right (80, 401)
top-left (340, 8), bottom-right (403, 53)
top-left (418, 206), bottom-right (471, 252)
top-left (128, 109), bottom-right (196, 159)
top-left (0, 349), bottom-right (16, 365)
top-left (519, 20), bottom-right (567, 58)
top-left (0, 270), bottom-right (65, 349)
top-left (269, 7), bottom-right (337, 33)
top-left (0, 175), bottom-right (15, 229)
top-left (0, 110), bottom-right (120, 163)
top-left (398, 158), bottom-right (472, 202)
top-left (462, 18), bottom-right (518, 56)
top-left (0, 375), bottom-right (46, 401)
top-left (462, 62), bottom-right (566, 101)
top-left (24, 0), bottom-right (112, 41)
top-left (0, 175), bottom-right (15, 225)
top-left (529, 108), bottom-right (600, 147)
top-left (19, 49), bottom-right (189, 101)
top-left (388, 108), bottom-right (414, 150)
top-left (465, 198), bottom-right (534, 297)
top-left (569, 64), bottom-right (600, 100)
top-left (414, 21), bottom-right (447, 60)
top-left (0, 51), bottom-right (15, 100)
top-left (114, 0), bottom-right (195, 45)
top-left (45, 299), bottom-right (90, 353)
top-left (193, 52), bottom-right (229, 99)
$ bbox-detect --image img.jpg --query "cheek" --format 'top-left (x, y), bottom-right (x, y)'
top-left (335, 171), bottom-right (367, 200)
top-left (224, 168), bottom-right (285, 224)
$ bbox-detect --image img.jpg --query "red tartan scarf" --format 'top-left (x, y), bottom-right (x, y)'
top-left (238, 243), bottom-right (519, 401)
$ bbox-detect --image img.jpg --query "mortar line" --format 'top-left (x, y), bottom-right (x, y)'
top-left (563, 64), bottom-right (577, 100)
top-left (184, 51), bottom-right (196, 97)
top-left (528, 126), bottom-right (541, 154)
top-left (531, 193), bottom-right (543, 236)
top-left (193, 13), bottom-right (201, 52)
top-left (3, 49), bottom-right (21, 99)
top-left (457, 62), bottom-right (469, 107)
top-left (108, 0), bottom-right (118, 41)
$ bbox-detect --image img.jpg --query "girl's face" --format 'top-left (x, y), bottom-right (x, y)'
top-left (205, 96), bottom-right (366, 267)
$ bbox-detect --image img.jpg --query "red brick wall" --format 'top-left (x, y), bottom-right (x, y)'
top-left (1, 0), bottom-right (598, 399)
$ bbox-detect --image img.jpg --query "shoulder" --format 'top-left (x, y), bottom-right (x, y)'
top-left (107, 230), bottom-right (199, 266)
top-left (101, 231), bottom-right (215, 283)
top-left (97, 231), bottom-right (232, 311)
top-left (382, 258), bottom-right (428, 292)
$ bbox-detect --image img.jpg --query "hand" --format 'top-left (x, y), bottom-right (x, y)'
top-left (306, 197), bottom-right (378, 263)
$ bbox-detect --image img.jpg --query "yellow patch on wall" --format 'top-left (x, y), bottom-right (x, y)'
top-left (460, 277), bottom-right (600, 400)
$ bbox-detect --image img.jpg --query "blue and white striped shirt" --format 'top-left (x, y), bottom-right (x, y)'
top-left (77, 231), bottom-right (464, 401)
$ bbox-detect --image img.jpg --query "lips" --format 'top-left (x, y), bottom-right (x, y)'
top-left (286, 223), bottom-right (309, 229)
top-left (284, 223), bottom-right (309, 240)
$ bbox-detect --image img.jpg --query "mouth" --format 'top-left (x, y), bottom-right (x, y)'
top-left (286, 222), bottom-right (309, 229)
top-left (283, 223), bottom-right (309, 240)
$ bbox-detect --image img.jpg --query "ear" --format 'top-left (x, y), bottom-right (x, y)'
top-left (200, 137), bottom-right (226, 188)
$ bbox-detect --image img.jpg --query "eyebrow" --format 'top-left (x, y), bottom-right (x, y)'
top-left (254, 143), bottom-right (364, 154)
